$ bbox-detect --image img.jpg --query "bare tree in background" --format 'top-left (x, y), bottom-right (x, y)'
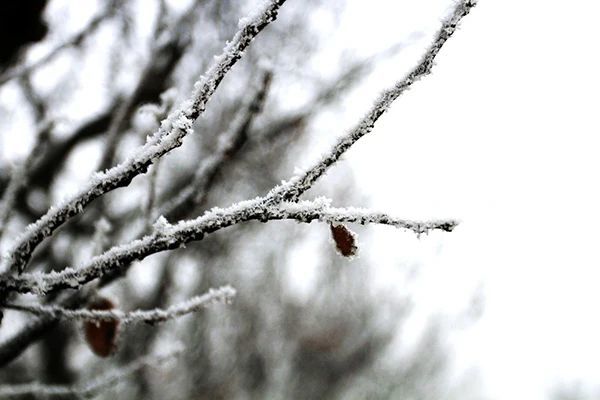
top-left (0, 0), bottom-right (477, 398)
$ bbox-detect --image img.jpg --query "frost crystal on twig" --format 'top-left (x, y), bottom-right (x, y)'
top-left (5, 285), bottom-right (236, 324)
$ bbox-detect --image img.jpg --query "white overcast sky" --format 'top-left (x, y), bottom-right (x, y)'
top-left (326, 0), bottom-right (600, 398)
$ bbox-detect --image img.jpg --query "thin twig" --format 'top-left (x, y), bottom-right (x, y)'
top-left (18, 75), bottom-right (46, 122)
top-left (4, 285), bottom-right (235, 324)
top-left (268, 198), bottom-right (458, 234)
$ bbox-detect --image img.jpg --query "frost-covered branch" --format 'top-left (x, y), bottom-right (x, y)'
top-left (1, 198), bottom-right (455, 295)
top-left (267, 0), bottom-right (477, 204)
top-left (266, 198), bottom-right (458, 234)
top-left (4, 285), bottom-right (235, 324)
top-left (0, 347), bottom-right (182, 398)
top-left (2, 0), bottom-right (288, 275)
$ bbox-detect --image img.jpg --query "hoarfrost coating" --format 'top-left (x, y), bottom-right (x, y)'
top-left (4, 285), bottom-right (236, 324)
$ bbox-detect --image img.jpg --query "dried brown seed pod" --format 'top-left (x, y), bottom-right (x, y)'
top-left (83, 296), bottom-right (119, 357)
top-left (330, 223), bottom-right (358, 257)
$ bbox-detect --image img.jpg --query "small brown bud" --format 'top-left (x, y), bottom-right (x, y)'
top-left (83, 297), bottom-right (119, 357)
top-left (330, 223), bottom-right (357, 257)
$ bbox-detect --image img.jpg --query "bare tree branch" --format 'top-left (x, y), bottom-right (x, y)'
top-left (4, 285), bottom-right (235, 324)
top-left (269, 198), bottom-right (458, 233)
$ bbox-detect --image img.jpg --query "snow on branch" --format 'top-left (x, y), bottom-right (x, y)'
top-left (267, 199), bottom-right (458, 234)
top-left (267, 0), bottom-right (477, 204)
top-left (0, 347), bottom-right (182, 398)
top-left (2, 0), bottom-right (288, 275)
top-left (4, 285), bottom-right (236, 324)
top-left (1, 197), bottom-right (455, 296)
